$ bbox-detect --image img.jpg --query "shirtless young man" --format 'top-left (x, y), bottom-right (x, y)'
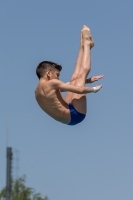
top-left (35, 25), bottom-right (103, 125)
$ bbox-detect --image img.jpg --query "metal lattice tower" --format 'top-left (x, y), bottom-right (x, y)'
top-left (6, 147), bottom-right (13, 200)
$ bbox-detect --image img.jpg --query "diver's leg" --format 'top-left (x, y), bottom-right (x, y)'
top-left (71, 26), bottom-right (94, 114)
top-left (65, 27), bottom-right (84, 103)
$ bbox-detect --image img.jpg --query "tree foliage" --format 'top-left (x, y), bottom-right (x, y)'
top-left (0, 175), bottom-right (49, 200)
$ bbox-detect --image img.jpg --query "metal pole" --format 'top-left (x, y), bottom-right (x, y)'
top-left (6, 147), bottom-right (12, 200)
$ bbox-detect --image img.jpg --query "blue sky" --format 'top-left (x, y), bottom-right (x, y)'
top-left (0, 1), bottom-right (133, 200)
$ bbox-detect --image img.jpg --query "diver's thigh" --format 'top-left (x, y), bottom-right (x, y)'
top-left (71, 94), bottom-right (87, 114)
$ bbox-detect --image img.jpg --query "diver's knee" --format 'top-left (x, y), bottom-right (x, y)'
top-left (70, 74), bottom-right (79, 82)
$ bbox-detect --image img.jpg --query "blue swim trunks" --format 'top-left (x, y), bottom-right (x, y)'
top-left (67, 103), bottom-right (86, 126)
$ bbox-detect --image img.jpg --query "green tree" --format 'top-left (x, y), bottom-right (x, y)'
top-left (0, 188), bottom-right (6, 200)
top-left (0, 176), bottom-right (49, 200)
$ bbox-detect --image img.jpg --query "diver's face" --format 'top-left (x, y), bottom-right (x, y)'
top-left (47, 69), bottom-right (60, 80)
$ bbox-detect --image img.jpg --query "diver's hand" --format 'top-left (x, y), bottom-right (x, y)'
top-left (93, 85), bottom-right (102, 93)
top-left (87, 75), bottom-right (104, 83)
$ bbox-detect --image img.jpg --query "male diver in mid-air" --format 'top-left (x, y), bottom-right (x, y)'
top-left (35, 25), bottom-right (104, 125)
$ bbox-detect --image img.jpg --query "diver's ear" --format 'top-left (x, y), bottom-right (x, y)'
top-left (46, 70), bottom-right (51, 78)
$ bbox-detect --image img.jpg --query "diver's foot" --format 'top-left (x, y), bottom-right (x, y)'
top-left (82, 25), bottom-right (94, 49)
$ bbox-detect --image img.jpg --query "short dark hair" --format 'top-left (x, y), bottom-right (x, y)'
top-left (36, 61), bottom-right (62, 79)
